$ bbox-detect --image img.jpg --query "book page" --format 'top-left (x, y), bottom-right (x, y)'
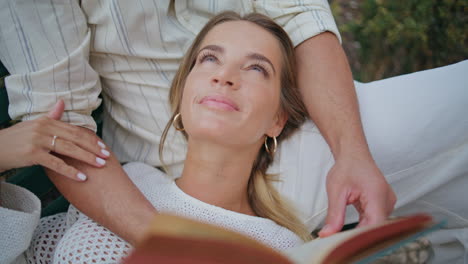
top-left (284, 215), bottom-right (440, 264)
top-left (284, 228), bottom-right (364, 264)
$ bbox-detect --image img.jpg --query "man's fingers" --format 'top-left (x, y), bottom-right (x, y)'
top-left (355, 197), bottom-right (388, 228)
top-left (356, 212), bottom-right (385, 228)
top-left (356, 186), bottom-right (396, 228)
top-left (52, 138), bottom-right (106, 168)
top-left (387, 189), bottom-right (397, 214)
top-left (36, 153), bottom-right (87, 181)
top-left (319, 191), bottom-right (348, 238)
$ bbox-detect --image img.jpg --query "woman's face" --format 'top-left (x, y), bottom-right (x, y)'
top-left (180, 21), bottom-right (286, 148)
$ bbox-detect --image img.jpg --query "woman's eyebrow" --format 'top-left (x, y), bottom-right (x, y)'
top-left (246, 52), bottom-right (276, 75)
top-left (198, 45), bottom-right (276, 75)
top-left (198, 44), bottom-right (224, 54)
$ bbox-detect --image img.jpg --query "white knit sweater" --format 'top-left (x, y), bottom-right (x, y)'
top-left (27, 162), bottom-right (303, 264)
top-left (0, 182), bottom-right (41, 264)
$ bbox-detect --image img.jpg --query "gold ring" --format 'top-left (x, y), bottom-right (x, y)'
top-left (51, 135), bottom-right (58, 152)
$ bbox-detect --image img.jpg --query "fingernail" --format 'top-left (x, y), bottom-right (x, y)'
top-left (77, 172), bottom-right (87, 181)
top-left (101, 149), bottom-right (110, 157)
top-left (98, 141), bottom-right (106, 148)
top-left (96, 157), bottom-right (106, 165)
top-left (319, 225), bottom-right (330, 236)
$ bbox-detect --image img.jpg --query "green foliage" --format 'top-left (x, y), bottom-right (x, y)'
top-left (334, 0), bottom-right (467, 82)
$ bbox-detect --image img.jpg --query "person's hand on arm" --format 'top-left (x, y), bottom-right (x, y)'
top-left (0, 1), bottom-right (157, 245)
top-left (294, 32), bottom-right (396, 237)
top-left (0, 100), bottom-right (109, 180)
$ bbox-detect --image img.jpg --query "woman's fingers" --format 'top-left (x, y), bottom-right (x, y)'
top-left (43, 100), bottom-right (108, 159)
top-left (0, 111), bottom-right (108, 177)
top-left (47, 120), bottom-right (110, 159)
top-left (30, 117), bottom-right (110, 169)
top-left (36, 153), bottom-right (87, 181)
top-left (50, 136), bottom-right (107, 168)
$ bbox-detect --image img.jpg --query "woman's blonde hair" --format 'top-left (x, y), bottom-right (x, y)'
top-left (160, 12), bottom-right (311, 241)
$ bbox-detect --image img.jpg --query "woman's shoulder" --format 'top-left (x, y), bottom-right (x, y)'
top-left (122, 162), bottom-right (175, 204)
top-left (123, 162), bottom-right (172, 185)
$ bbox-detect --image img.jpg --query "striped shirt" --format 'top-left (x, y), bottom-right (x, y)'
top-left (0, 0), bottom-right (340, 173)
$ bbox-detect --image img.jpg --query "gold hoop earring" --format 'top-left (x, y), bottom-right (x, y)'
top-left (264, 136), bottom-right (277, 155)
top-left (172, 113), bottom-right (185, 131)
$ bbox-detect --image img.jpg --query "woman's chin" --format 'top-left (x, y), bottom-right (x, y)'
top-left (186, 120), bottom-right (239, 140)
top-left (188, 123), bottom-right (230, 137)
top-left (188, 110), bottom-right (240, 129)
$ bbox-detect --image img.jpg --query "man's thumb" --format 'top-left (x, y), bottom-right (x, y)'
top-left (47, 100), bottom-right (65, 120)
top-left (319, 196), bottom-right (347, 238)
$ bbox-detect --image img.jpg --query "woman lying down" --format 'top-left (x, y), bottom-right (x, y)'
top-left (27, 12), bottom-right (313, 263)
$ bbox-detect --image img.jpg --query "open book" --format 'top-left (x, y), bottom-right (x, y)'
top-left (123, 213), bottom-right (444, 264)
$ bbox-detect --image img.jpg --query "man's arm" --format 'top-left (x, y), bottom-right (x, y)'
top-left (257, 0), bottom-right (395, 234)
top-left (48, 127), bottom-right (157, 244)
top-left (295, 32), bottom-right (396, 236)
top-left (296, 32), bottom-right (362, 158)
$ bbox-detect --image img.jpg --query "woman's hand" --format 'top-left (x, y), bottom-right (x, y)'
top-left (319, 155), bottom-right (396, 237)
top-left (0, 100), bottom-right (109, 181)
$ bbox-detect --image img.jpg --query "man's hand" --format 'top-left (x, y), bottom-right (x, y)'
top-left (318, 155), bottom-right (396, 237)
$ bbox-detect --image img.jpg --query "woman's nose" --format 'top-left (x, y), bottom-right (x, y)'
top-left (211, 66), bottom-right (239, 89)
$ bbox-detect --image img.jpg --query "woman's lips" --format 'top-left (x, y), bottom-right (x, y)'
top-left (199, 95), bottom-right (240, 111)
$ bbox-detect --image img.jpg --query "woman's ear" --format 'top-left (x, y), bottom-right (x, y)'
top-left (266, 110), bottom-right (288, 138)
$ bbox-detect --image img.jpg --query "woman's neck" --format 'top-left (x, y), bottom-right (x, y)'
top-left (176, 139), bottom-right (260, 216)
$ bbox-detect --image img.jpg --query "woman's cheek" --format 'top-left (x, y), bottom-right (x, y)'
top-left (248, 89), bottom-right (277, 122)
top-left (242, 72), bottom-right (266, 84)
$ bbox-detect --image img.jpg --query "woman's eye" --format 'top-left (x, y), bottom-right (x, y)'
top-left (252, 65), bottom-right (263, 72)
top-left (204, 56), bottom-right (216, 62)
top-left (249, 64), bottom-right (268, 77)
top-left (200, 54), bottom-right (217, 63)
